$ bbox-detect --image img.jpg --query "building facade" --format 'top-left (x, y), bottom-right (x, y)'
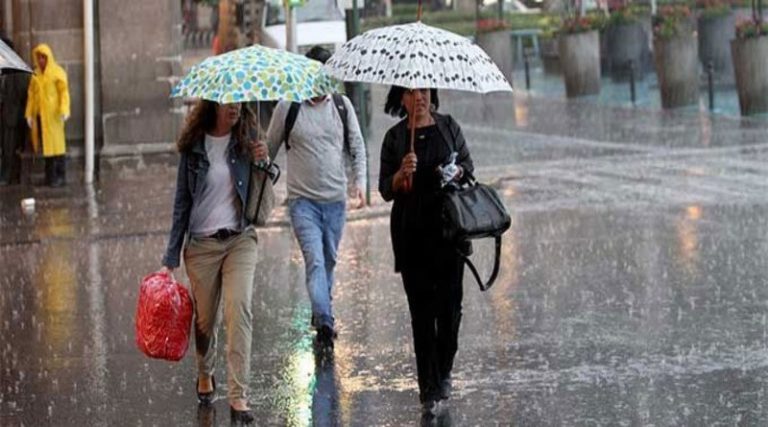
top-left (3, 0), bottom-right (184, 171)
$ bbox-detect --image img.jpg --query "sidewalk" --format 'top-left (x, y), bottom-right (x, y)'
top-left (3, 88), bottom-right (767, 246)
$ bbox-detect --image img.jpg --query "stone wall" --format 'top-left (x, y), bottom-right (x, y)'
top-left (98, 0), bottom-right (184, 166)
top-left (8, 0), bottom-right (184, 169)
top-left (12, 0), bottom-right (86, 151)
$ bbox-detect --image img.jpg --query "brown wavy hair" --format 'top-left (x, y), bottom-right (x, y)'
top-left (176, 100), bottom-right (257, 154)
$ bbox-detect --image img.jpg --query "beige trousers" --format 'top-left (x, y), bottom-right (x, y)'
top-left (184, 228), bottom-right (258, 401)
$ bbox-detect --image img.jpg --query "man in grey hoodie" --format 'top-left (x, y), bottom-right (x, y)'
top-left (252, 46), bottom-right (366, 349)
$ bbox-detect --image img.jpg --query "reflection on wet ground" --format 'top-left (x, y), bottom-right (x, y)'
top-left (3, 93), bottom-right (768, 425)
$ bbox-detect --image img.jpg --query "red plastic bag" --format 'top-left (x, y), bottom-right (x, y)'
top-left (135, 271), bottom-right (193, 361)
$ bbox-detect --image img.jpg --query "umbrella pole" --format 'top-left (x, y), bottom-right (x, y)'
top-left (417, 0), bottom-right (423, 20)
top-left (409, 94), bottom-right (416, 153)
top-left (404, 94), bottom-right (417, 192)
top-left (256, 101), bottom-right (261, 141)
top-left (409, 0), bottom-right (421, 191)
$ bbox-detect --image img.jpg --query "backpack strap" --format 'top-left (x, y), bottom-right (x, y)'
top-left (283, 96), bottom-right (352, 159)
top-left (283, 101), bottom-right (301, 150)
top-left (331, 94), bottom-right (353, 159)
top-left (460, 235), bottom-right (502, 292)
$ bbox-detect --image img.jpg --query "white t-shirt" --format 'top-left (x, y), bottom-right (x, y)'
top-left (189, 133), bottom-right (240, 237)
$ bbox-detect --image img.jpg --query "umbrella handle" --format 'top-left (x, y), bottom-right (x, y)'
top-left (403, 96), bottom-right (417, 192)
top-left (417, 0), bottom-right (423, 21)
top-left (403, 120), bottom-right (415, 192)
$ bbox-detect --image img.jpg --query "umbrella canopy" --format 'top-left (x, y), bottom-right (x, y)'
top-left (171, 45), bottom-right (337, 103)
top-left (324, 21), bottom-right (512, 93)
top-left (0, 39), bottom-right (31, 73)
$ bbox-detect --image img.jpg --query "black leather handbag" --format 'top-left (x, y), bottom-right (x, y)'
top-left (442, 171), bottom-right (511, 291)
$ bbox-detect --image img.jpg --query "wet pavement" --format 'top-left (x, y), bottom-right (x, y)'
top-left (3, 89), bottom-right (768, 426)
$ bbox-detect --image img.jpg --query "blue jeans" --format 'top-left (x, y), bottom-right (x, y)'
top-left (289, 198), bottom-right (346, 329)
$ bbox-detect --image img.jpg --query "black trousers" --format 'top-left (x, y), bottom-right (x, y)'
top-left (0, 124), bottom-right (23, 184)
top-left (400, 253), bottom-right (464, 403)
top-left (44, 155), bottom-right (66, 186)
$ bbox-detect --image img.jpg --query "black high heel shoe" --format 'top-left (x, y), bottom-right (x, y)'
top-left (230, 406), bottom-right (254, 424)
top-left (196, 375), bottom-right (216, 406)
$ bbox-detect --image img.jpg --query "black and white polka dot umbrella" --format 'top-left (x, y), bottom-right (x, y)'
top-left (325, 21), bottom-right (512, 93)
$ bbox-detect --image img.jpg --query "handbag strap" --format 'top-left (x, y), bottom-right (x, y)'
top-left (252, 162), bottom-right (280, 224)
top-left (459, 235), bottom-right (502, 292)
top-left (253, 170), bottom-right (269, 223)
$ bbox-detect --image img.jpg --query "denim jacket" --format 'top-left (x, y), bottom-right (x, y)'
top-left (162, 136), bottom-right (254, 268)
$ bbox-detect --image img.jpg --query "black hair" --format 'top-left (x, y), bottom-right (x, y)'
top-left (305, 46), bottom-right (332, 64)
top-left (384, 86), bottom-right (439, 118)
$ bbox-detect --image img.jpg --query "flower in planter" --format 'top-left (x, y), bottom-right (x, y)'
top-left (732, 0), bottom-right (768, 38)
top-left (552, 0), bottom-right (607, 34)
top-left (696, 0), bottom-right (732, 19)
top-left (558, 13), bottom-right (606, 34)
top-left (735, 18), bottom-right (768, 38)
top-left (607, 0), bottom-right (648, 25)
top-left (476, 18), bottom-right (510, 34)
top-left (653, 4), bottom-right (694, 39)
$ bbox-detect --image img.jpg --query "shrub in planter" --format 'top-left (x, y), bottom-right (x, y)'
top-left (476, 19), bottom-right (513, 81)
top-left (698, 0), bottom-right (732, 19)
top-left (730, 0), bottom-right (768, 115)
top-left (605, 0), bottom-right (651, 79)
top-left (557, 13), bottom-right (604, 97)
top-left (697, 0), bottom-right (735, 78)
top-left (653, 5), bottom-right (700, 108)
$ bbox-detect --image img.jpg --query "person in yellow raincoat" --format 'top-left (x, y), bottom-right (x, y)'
top-left (25, 43), bottom-right (70, 187)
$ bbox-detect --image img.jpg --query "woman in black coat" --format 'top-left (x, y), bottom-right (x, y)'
top-left (378, 86), bottom-right (474, 419)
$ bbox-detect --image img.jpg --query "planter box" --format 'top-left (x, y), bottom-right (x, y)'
top-left (698, 13), bottom-right (735, 81)
top-left (732, 36), bottom-right (768, 115)
top-left (605, 21), bottom-right (648, 80)
top-left (654, 33), bottom-right (700, 109)
top-left (540, 37), bottom-right (561, 74)
top-left (558, 30), bottom-right (601, 97)
top-left (476, 29), bottom-right (514, 84)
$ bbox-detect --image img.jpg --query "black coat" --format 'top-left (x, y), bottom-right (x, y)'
top-left (0, 72), bottom-right (31, 128)
top-left (378, 113), bottom-right (474, 272)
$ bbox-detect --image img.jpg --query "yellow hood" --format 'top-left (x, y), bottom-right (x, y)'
top-left (31, 44), bottom-right (65, 79)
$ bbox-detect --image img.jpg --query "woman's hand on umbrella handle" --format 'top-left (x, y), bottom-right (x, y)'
top-left (251, 140), bottom-right (269, 163)
top-left (394, 153), bottom-right (417, 192)
top-left (26, 117), bottom-right (33, 128)
top-left (400, 152), bottom-right (417, 176)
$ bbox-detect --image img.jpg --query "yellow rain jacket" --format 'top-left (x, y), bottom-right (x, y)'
top-left (25, 44), bottom-right (70, 157)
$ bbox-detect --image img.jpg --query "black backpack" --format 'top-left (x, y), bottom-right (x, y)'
top-left (282, 93), bottom-right (353, 159)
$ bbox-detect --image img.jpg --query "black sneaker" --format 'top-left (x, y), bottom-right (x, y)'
top-left (439, 377), bottom-right (452, 400)
top-left (317, 324), bottom-right (336, 348)
top-left (421, 399), bottom-right (439, 421)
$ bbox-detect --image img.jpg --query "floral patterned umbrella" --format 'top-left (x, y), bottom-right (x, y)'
top-left (324, 21), bottom-right (512, 93)
top-left (171, 45), bottom-right (337, 103)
